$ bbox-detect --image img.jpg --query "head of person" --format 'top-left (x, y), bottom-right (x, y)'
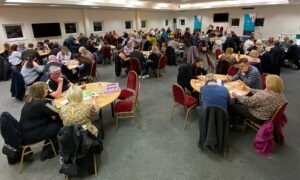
top-left (25, 82), bottom-right (48, 103)
top-left (4, 43), bottom-right (10, 50)
top-left (283, 36), bottom-right (289, 42)
top-left (255, 39), bottom-right (263, 47)
top-left (127, 41), bottom-right (132, 48)
top-left (28, 43), bottom-right (34, 49)
top-left (18, 42), bottom-right (25, 49)
top-left (151, 45), bottom-right (160, 54)
top-left (225, 47), bottom-right (234, 56)
top-left (61, 46), bottom-right (70, 55)
top-left (193, 58), bottom-right (204, 68)
top-left (10, 44), bottom-right (18, 52)
top-left (48, 55), bottom-right (58, 63)
top-left (268, 36), bottom-right (274, 43)
top-left (249, 50), bottom-right (259, 58)
top-left (25, 55), bottom-right (37, 69)
top-left (249, 36), bottom-right (255, 41)
top-left (52, 42), bottom-right (59, 48)
top-left (274, 40), bottom-right (280, 47)
top-left (183, 38), bottom-right (191, 47)
top-left (66, 85), bottom-right (83, 104)
top-left (238, 58), bottom-right (250, 73)
top-left (265, 74), bottom-right (284, 94)
top-left (134, 43), bottom-right (141, 51)
top-left (44, 39), bottom-right (50, 45)
top-left (78, 46), bottom-right (87, 55)
top-left (117, 44), bottom-right (123, 52)
top-left (288, 39), bottom-right (294, 46)
top-left (49, 66), bottom-right (62, 82)
top-left (205, 73), bottom-right (217, 84)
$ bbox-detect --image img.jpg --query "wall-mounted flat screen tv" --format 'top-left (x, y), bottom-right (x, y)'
top-left (32, 23), bottom-right (61, 38)
top-left (213, 13), bottom-right (229, 22)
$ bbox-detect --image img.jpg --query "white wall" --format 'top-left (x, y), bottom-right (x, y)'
top-left (0, 7), bottom-right (173, 47)
top-left (174, 5), bottom-right (300, 40)
top-left (1, 5), bottom-right (300, 47)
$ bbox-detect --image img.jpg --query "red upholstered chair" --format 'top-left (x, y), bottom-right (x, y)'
top-left (215, 49), bottom-right (222, 60)
top-left (227, 65), bottom-right (239, 76)
top-left (114, 82), bottom-right (141, 128)
top-left (243, 102), bottom-right (288, 145)
top-left (130, 58), bottom-right (144, 76)
top-left (156, 56), bottom-right (167, 77)
top-left (118, 71), bottom-right (137, 100)
top-left (261, 73), bottom-right (269, 89)
top-left (171, 84), bottom-right (198, 129)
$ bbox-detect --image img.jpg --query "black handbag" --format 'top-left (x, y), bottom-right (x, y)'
top-left (2, 144), bottom-right (19, 159)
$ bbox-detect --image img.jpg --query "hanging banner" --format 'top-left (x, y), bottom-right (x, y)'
top-left (243, 13), bottom-right (256, 36)
top-left (194, 15), bottom-right (202, 31)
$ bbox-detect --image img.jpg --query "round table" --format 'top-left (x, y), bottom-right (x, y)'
top-left (54, 82), bottom-right (121, 110)
top-left (218, 54), bottom-right (260, 63)
top-left (190, 74), bottom-right (250, 97)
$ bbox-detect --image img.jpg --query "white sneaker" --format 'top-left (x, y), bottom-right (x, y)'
top-left (138, 75), bottom-right (142, 79)
top-left (145, 75), bottom-right (150, 78)
top-left (142, 75), bottom-right (146, 79)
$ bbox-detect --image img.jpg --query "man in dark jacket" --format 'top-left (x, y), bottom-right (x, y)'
top-left (21, 43), bottom-right (40, 62)
top-left (259, 48), bottom-right (272, 74)
top-left (286, 39), bottom-right (300, 70)
top-left (63, 36), bottom-right (79, 53)
top-left (270, 41), bottom-right (285, 75)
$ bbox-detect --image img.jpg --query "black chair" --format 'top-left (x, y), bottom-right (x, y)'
top-left (166, 46), bottom-right (176, 66)
top-left (216, 60), bottom-right (230, 75)
top-left (10, 70), bottom-right (26, 101)
top-left (198, 106), bottom-right (230, 157)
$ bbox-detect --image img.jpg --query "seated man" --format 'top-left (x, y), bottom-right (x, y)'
top-left (46, 66), bottom-right (73, 99)
top-left (286, 39), bottom-right (300, 70)
top-left (130, 43), bottom-right (151, 78)
top-left (43, 55), bottom-right (60, 74)
top-left (21, 43), bottom-right (40, 62)
top-left (265, 36), bottom-right (275, 47)
top-left (123, 41), bottom-right (134, 55)
top-left (227, 58), bottom-right (262, 89)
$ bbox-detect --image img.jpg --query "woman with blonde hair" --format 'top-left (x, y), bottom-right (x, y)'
top-left (148, 45), bottom-right (162, 74)
top-left (229, 74), bottom-right (286, 125)
top-left (220, 47), bottom-right (237, 65)
top-left (56, 46), bottom-right (72, 61)
top-left (20, 82), bottom-right (63, 161)
top-left (59, 85), bottom-right (99, 137)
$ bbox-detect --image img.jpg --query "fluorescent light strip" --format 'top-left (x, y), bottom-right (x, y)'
top-left (4, 3), bottom-right (21, 6)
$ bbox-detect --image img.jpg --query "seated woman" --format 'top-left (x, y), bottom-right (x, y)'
top-left (59, 85), bottom-right (99, 138)
top-left (56, 46), bottom-right (72, 61)
top-left (20, 82), bottom-right (63, 160)
top-left (200, 74), bottom-right (231, 112)
top-left (220, 47), bottom-right (237, 65)
top-left (115, 44), bottom-right (130, 76)
top-left (229, 74), bottom-right (285, 125)
top-left (177, 58), bottom-right (207, 102)
top-left (21, 55), bottom-right (44, 85)
top-left (148, 45), bottom-right (161, 72)
top-left (79, 46), bottom-right (94, 61)
top-left (74, 53), bottom-right (93, 79)
top-left (8, 44), bottom-right (22, 71)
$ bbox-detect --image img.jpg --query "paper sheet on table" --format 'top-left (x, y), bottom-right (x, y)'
top-left (231, 90), bottom-right (243, 96)
top-left (60, 99), bottom-right (69, 105)
top-left (228, 81), bottom-right (241, 86)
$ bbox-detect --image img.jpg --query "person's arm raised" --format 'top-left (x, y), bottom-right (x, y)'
top-left (49, 77), bottom-right (64, 99)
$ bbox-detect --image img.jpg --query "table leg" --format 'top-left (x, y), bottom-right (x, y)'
top-left (99, 108), bottom-right (103, 120)
top-left (111, 103), bottom-right (115, 118)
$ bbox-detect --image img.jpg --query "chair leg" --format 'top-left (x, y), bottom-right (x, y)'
top-left (93, 153), bottom-right (98, 176)
top-left (242, 120), bottom-right (248, 133)
top-left (170, 103), bottom-right (177, 121)
top-left (115, 117), bottom-right (118, 129)
top-left (48, 139), bottom-right (57, 157)
top-left (184, 108), bottom-right (192, 129)
top-left (19, 146), bottom-right (30, 174)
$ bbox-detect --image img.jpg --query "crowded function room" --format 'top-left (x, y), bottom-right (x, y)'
top-left (0, 0), bottom-right (300, 179)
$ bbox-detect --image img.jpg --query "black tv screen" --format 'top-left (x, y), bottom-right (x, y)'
top-left (213, 13), bottom-right (229, 22)
top-left (32, 23), bottom-right (61, 38)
